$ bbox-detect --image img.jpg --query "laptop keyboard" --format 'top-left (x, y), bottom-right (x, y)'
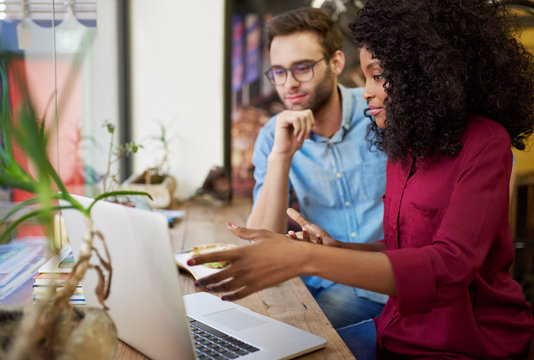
top-left (189, 317), bottom-right (260, 359)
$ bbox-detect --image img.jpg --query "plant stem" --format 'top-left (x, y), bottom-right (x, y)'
top-left (6, 216), bottom-right (98, 360)
top-left (51, 216), bottom-right (94, 316)
top-left (102, 130), bottom-right (114, 194)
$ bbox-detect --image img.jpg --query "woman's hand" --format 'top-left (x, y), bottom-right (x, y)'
top-left (189, 224), bottom-right (312, 300)
top-left (286, 208), bottom-right (342, 247)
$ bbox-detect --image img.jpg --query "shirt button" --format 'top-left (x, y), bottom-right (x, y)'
top-left (345, 201), bottom-right (350, 207)
top-left (350, 232), bottom-right (356, 238)
top-left (328, 143), bottom-right (334, 147)
top-left (336, 173), bottom-right (342, 178)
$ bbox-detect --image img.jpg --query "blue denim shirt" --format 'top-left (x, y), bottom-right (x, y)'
top-left (252, 85), bottom-right (388, 304)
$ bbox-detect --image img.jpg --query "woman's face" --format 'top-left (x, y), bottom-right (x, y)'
top-left (360, 47), bottom-right (387, 129)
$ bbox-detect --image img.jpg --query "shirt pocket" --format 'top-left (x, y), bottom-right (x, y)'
top-left (406, 201), bottom-right (444, 248)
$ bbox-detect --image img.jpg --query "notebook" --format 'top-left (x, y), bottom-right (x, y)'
top-left (61, 195), bottom-right (327, 360)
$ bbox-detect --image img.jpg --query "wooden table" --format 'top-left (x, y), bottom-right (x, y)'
top-left (115, 196), bottom-right (354, 359)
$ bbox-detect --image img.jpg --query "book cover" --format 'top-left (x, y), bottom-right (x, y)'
top-left (33, 292), bottom-right (84, 299)
top-left (32, 284), bottom-right (83, 294)
top-left (32, 272), bottom-right (70, 285)
top-left (37, 245), bottom-right (74, 274)
top-left (0, 254), bottom-right (47, 301)
top-left (0, 242), bottom-right (42, 275)
top-left (0, 243), bottom-right (25, 264)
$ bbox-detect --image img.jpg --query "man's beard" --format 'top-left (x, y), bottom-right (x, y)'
top-left (281, 68), bottom-right (334, 115)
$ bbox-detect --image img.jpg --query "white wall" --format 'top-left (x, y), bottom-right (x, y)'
top-left (130, 1), bottom-right (225, 201)
top-left (86, 0), bottom-right (121, 195)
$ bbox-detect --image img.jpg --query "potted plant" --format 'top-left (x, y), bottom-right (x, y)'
top-left (97, 120), bottom-right (146, 208)
top-left (0, 58), bottom-right (150, 359)
top-left (120, 122), bottom-right (177, 209)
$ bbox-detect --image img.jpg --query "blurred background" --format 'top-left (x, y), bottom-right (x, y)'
top-left (0, 0), bottom-right (533, 304)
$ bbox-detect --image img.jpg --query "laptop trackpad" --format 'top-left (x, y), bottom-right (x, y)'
top-left (204, 308), bottom-right (267, 331)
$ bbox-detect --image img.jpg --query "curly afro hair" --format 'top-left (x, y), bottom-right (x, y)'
top-left (350, 0), bottom-right (534, 162)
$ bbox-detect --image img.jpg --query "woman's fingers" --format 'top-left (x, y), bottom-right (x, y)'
top-left (286, 208), bottom-right (321, 242)
top-left (193, 257), bottom-right (272, 300)
top-left (192, 233), bottom-right (306, 301)
top-left (193, 266), bottom-right (237, 288)
top-left (200, 275), bottom-right (243, 293)
top-left (286, 208), bottom-right (311, 229)
top-left (288, 229), bottom-right (318, 243)
top-left (188, 249), bottom-right (234, 268)
top-left (227, 224), bottom-right (275, 242)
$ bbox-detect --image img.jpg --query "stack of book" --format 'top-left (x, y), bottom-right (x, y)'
top-left (0, 238), bottom-right (47, 301)
top-left (32, 245), bottom-right (85, 305)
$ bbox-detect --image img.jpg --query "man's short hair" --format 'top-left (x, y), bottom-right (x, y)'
top-left (264, 7), bottom-right (343, 58)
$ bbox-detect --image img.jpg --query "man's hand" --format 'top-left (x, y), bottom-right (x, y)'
top-left (272, 109), bottom-right (315, 156)
top-left (246, 110), bottom-right (313, 232)
top-left (286, 208), bottom-right (341, 247)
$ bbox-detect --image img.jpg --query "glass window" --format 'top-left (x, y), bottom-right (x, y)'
top-left (0, 0), bottom-right (121, 238)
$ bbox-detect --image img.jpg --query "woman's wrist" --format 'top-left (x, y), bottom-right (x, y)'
top-left (296, 241), bottom-right (319, 276)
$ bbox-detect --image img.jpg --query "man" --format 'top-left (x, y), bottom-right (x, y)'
top-left (246, 7), bottom-right (388, 329)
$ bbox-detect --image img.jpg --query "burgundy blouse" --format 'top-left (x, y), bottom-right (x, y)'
top-left (376, 115), bottom-right (534, 359)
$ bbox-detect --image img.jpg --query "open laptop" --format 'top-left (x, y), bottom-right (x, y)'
top-left (61, 195), bottom-right (326, 360)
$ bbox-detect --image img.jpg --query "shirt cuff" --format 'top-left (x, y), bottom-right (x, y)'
top-left (383, 247), bottom-right (436, 315)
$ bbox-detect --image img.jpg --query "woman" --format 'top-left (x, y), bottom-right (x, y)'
top-left (190, 0), bottom-right (534, 357)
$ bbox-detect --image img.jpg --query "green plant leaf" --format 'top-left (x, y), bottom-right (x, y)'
top-left (12, 100), bottom-right (51, 179)
top-left (0, 173), bottom-right (36, 193)
top-left (0, 205), bottom-right (76, 245)
top-left (88, 190), bottom-right (153, 213)
top-left (0, 59), bottom-right (13, 162)
top-left (0, 196), bottom-right (41, 226)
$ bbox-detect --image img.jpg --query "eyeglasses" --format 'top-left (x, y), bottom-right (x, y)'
top-left (264, 57), bottom-right (326, 86)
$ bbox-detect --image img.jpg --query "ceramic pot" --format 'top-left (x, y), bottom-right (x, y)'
top-left (0, 306), bottom-right (117, 360)
top-left (121, 171), bottom-right (177, 209)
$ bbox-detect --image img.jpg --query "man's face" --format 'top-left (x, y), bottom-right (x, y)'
top-left (269, 31), bottom-right (335, 113)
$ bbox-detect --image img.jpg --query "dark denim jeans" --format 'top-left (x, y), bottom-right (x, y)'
top-left (305, 282), bottom-right (384, 328)
top-left (337, 318), bottom-right (376, 360)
